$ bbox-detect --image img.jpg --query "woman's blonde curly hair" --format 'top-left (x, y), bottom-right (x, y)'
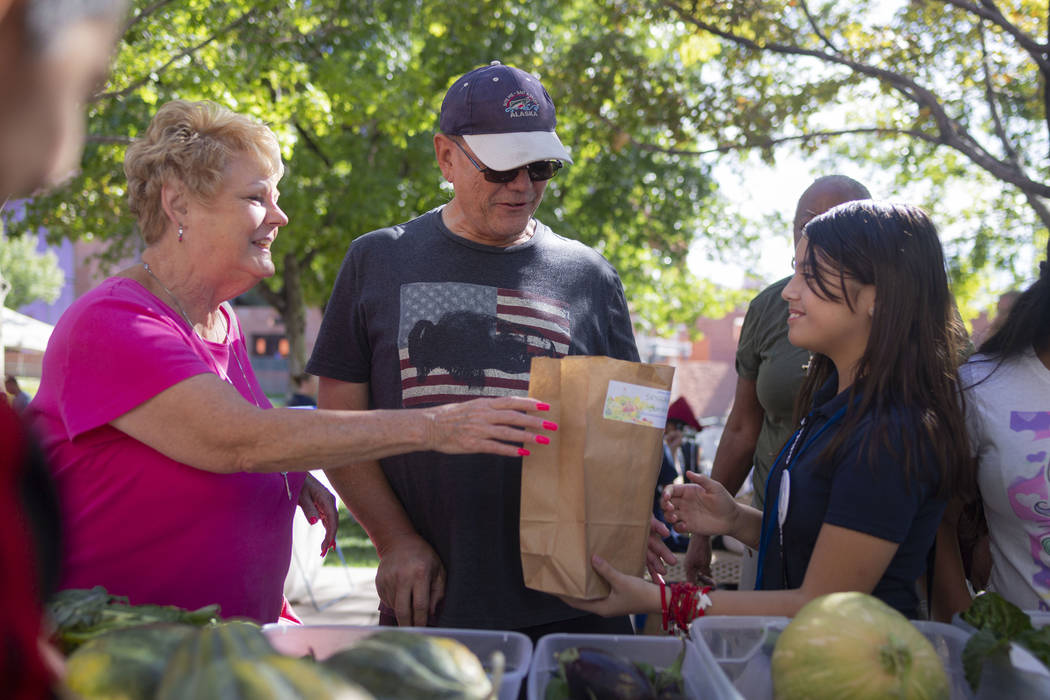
top-left (124, 100), bottom-right (283, 245)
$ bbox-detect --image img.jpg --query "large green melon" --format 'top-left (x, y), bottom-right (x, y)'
top-left (771, 592), bottom-right (950, 700)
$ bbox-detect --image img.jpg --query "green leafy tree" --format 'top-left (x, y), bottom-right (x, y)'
top-left (7, 0), bottom-right (739, 383)
top-left (0, 224), bottom-right (64, 310)
top-left (617, 0), bottom-right (1049, 313)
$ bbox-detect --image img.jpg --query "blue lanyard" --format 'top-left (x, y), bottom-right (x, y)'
top-left (754, 405), bottom-right (846, 589)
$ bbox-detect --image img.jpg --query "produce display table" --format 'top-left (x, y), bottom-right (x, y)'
top-left (57, 585), bottom-right (1050, 699)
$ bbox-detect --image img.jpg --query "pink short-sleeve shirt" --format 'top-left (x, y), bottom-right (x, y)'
top-left (30, 278), bottom-right (305, 623)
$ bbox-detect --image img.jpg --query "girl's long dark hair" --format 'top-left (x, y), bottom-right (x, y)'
top-left (977, 239), bottom-right (1050, 360)
top-left (793, 201), bottom-right (973, 498)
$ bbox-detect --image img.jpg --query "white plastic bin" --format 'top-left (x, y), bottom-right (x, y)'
top-left (690, 616), bottom-right (975, 699)
top-left (261, 624), bottom-right (531, 700)
top-left (527, 632), bottom-right (739, 700)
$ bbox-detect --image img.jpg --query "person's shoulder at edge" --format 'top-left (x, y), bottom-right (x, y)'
top-left (958, 351), bottom-right (1014, 392)
top-left (333, 211), bottom-right (442, 273)
top-left (739, 275), bottom-right (796, 356)
top-left (52, 277), bottom-right (149, 329)
top-left (537, 222), bottom-right (624, 273)
top-left (54, 277), bottom-right (194, 361)
top-left (351, 209), bottom-right (438, 247)
top-left (746, 275), bottom-right (792, 313)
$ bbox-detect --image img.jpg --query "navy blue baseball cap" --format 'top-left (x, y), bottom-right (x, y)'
top-left (439, 61), bottom-right (573, 171)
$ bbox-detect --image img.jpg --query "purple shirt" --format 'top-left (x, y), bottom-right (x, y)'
top-left (30, 277), bottom-right (304, 623)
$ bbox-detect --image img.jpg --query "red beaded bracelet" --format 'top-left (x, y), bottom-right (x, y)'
top-left (659, 577), bottom-right (668, 632)
top-left (662, 582), bottom-right (713, 634)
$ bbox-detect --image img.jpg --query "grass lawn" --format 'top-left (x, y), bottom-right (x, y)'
top-left (323, 504), bottom-right (380, 567)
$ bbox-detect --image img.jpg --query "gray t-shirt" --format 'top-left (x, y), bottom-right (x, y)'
top-left (735, 276), bottom-right (810, 509)
top-left (307, 208), bottom-right (639, 629)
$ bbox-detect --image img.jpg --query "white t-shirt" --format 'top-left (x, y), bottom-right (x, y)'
top-left (962, 349), bottom-right (1050, 611)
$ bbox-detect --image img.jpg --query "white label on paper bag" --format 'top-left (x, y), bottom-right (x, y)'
top-left (602, 380), bottom-right (672, 429)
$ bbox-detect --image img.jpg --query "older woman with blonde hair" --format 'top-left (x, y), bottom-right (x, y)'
top-left (29, 99), bottom-right (556, 624)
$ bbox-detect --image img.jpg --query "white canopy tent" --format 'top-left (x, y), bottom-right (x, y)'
top-left (2, 307), bottom-right (54, 352)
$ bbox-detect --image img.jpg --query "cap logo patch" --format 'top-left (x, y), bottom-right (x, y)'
top-left (504, 90), bottom-right (540, 118)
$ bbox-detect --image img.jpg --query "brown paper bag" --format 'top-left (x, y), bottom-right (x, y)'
top-left (519, 355), bottom-right (675, 599)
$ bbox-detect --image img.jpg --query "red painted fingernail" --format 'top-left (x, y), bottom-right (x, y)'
top-left (308, 516), bottom-right (319, 524)
top-left (535, 435), bottom-right (550, 445)
top-left (542, 421), bottom-right (558, 431)
top-left (536, 402), bottom-right (550, 411)
top-left (517, 447), bottom-right (531, 457)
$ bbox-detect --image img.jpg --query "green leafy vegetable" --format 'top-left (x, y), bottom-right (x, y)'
top-left (960, 592), bottom-right (1050, 690)
top-left (962, 592), bottom-right (1033, 639)
top-left (47, 586), bottom-right (221, 653)
top-left (961, 629), bottom-right (1010, 690)
top-left (544, 674), bottom-right (570, 700)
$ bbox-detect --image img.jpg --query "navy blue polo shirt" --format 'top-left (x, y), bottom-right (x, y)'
top-left (757, 374), bottom-right (946, 618)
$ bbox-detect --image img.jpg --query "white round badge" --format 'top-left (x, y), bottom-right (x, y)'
top-left (778, 471), bottom-right (791, 529)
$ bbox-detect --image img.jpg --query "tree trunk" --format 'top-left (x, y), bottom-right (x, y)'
top-left (280, 251), bottom-right (308, 392)
top-left (1024, 191), bottom-right (1050, 235)
top-left (1045, 6), bottom-right (1050, 162)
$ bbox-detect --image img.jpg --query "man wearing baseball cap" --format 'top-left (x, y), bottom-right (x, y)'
top-left (308, 62), bottom-right (640, 638)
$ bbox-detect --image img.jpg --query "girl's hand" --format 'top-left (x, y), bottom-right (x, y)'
top-left (646, 515), bottom-right (677, 579)
top-left (661, 471), bottom-right (739, 537)
top-left (297, 474), bottom-right (338, 557)
top-left (559, 555), bottom-right (662, 617)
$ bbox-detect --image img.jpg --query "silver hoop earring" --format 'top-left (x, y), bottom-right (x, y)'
top-left (178, 224), bottom-right (184, 242)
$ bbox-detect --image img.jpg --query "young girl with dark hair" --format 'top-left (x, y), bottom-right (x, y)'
top-left (564, 201), bottom-right (972, 625)
top-left (936, 241), bottom-right (1050, 614)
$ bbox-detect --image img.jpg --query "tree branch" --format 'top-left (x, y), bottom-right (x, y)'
top-left (85, 134), bottom-right (134, 145)
top-left (798, 0), bottom-right (839, 55)
top-left (293, 120), bottom-right (333, 167)
top-left (622, 126), bottom-right (937, 157)
top-left (938, 0), bottom-right (1050, 72)
top-left (978, 21), bottom-right (1020, 164)
top-left (1021, 187), bottom-right (1050, 232)
top-left (121, 0), bottom-right (178, 34)
top-left (93, 8), bottom-right (258, 102)
top-left (661, 0), bottom-right (1050, 199)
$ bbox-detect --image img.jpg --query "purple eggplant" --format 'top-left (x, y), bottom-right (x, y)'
top-left (558, 647), bottom-right (656, 700)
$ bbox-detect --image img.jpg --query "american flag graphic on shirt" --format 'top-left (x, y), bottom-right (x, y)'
top-left (398, 282), bottom-right (571, 407)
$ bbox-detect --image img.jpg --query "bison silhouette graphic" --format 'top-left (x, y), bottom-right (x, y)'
top-left (407, 310), bottom-right (558, 387)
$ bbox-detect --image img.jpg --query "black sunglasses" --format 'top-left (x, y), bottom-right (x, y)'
top-left (451, 138), bottom-right (562, 183)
